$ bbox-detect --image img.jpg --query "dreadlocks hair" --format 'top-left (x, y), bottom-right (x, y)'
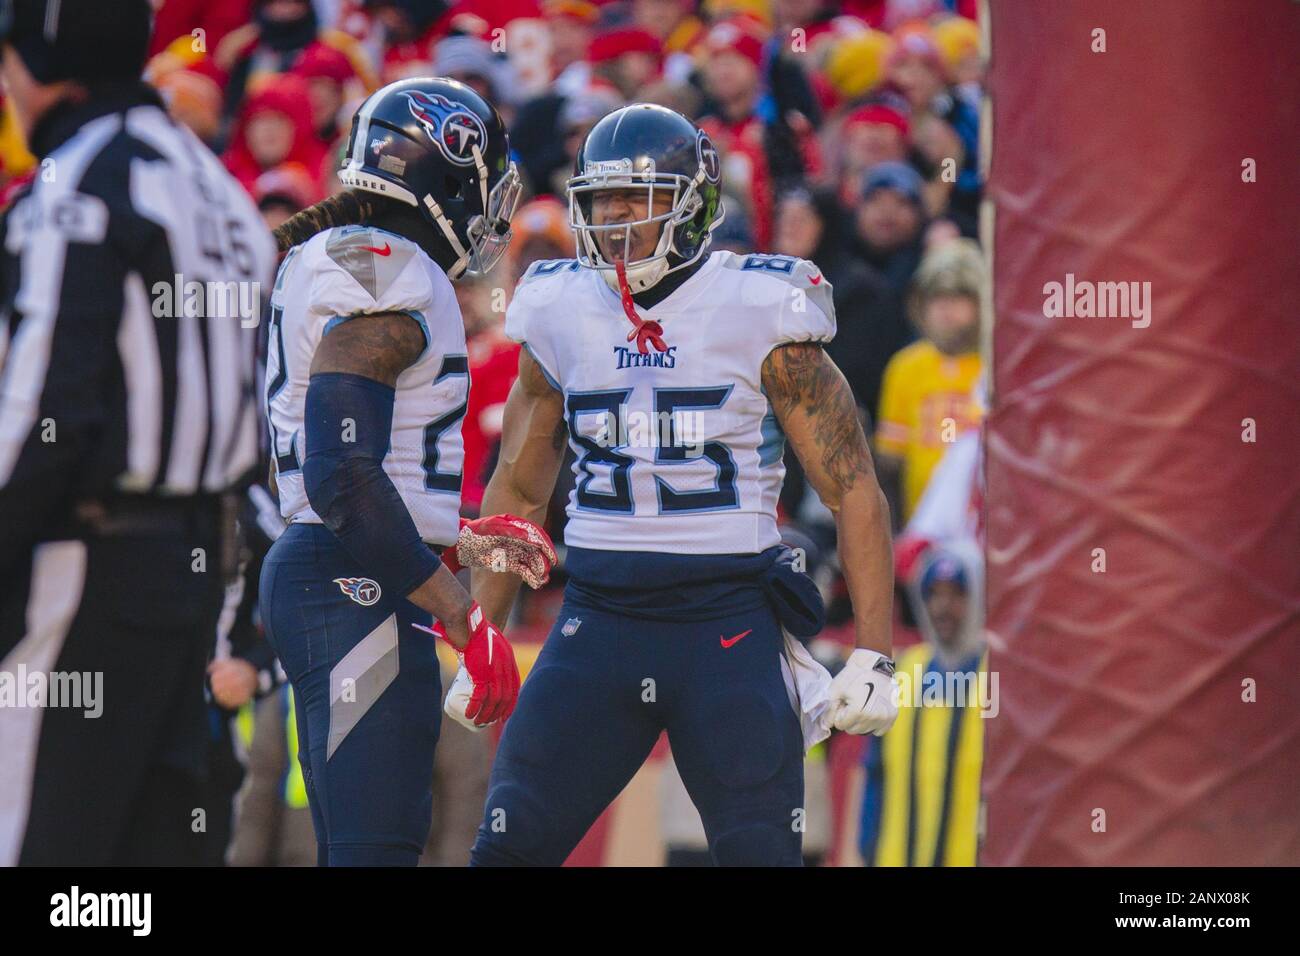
top-left (272, 189), bottom-right (378, 253)
top-left (271, 188), bottom-right (458, 274)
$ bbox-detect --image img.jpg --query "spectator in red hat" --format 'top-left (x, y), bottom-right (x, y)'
top-left (223, 73), bottom-right (327, 202)
top-left (887, 23), bottom-right (947, 113)
top-left (836, 103), bottom-right (910, 204)
top-left (697, 15), bottom-right (825, 251)
top-left (702, 17), bottom-right (766, 81)
top-left (588, 28), bottom-right (664, 99)
top-left (290, 43), bottom-right (359, 143)
top-left (697, 19), bottom-right (780, 249)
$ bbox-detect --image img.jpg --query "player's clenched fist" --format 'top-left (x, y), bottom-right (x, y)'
top-left (446, 514), bottom-right (558, 590)
top-left (416, 602), bottom-right (520, 729)
top-left (828, 649), bottom-right (900, 736)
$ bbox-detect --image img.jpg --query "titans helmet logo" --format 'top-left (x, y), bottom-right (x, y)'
top-left (333, 577), bottom-right (382, 607)
top-left (404, 90), bottom-right (488, 168)
top-left (697, 130), bottom-right (721, 184)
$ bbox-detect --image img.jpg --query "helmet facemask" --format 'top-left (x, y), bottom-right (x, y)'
top-left (420, 144), bottom-right (523, 279)
top-left (568, 164), bottom-right (709, 294)
top-left (464, 161), bottom-right (522, 275)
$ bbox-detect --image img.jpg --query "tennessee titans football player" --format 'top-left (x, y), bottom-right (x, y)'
top-left (469, 104), bottom-right (899, 866)
top-left (259, 78), bottom-right (555, 866)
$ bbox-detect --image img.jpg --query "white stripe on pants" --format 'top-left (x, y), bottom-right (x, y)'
top-left (0, 540), bottom-right (88, 865)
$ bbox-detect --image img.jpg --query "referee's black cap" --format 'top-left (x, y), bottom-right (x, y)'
top-left (0, 0), bottom-right (153, 85)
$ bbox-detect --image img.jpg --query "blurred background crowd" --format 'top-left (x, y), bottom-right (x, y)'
top-left (0, 0), bottom-right (990, 866)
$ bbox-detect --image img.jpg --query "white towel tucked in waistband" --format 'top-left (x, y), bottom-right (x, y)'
top-left (779, 629), bottom-right (833, 752)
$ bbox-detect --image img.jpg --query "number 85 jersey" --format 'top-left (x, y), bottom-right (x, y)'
top-left (266, 226), bottom-right (468, 546)
top-left (505, 250), bottom-right (836, 555)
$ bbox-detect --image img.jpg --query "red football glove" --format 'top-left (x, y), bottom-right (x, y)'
top-left (444, 514), bottom-right (557, 589)
top-left (415, 602), bottom-right (520, 726)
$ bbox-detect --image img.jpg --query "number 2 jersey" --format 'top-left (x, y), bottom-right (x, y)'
top-left (505, 250), bottom-right (835, 555)
top-left (266, 225), bottom-right (467, 546)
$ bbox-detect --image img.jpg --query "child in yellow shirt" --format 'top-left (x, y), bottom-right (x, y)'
top-left (875, 240), bottom-right (983, 524)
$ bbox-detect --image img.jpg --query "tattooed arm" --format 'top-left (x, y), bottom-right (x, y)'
top-left (310, 310), bottom-right (425, 384)
top-left (471, 347), bottom-right (569, 625)
top-left (762, 342), bottom-right (894, 655)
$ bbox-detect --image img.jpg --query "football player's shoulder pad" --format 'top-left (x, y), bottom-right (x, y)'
top-left (303, 225), bottom-right (452, 327)
top-left (716, 250), bottom-right (837, 344)
top-left (504, 257), bottom-right (581, 347)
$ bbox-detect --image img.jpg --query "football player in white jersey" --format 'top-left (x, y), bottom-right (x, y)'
top-left (469, 104), bottom-right (899, 866)
top-left (258, 78), bottom-right (555, 866)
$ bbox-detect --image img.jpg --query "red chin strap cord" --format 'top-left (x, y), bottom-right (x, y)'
top-left (614, 259), bottom-right (668, 355)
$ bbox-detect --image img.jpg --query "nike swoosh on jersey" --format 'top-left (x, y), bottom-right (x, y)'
top-left (362, 243), bottom-right (392, 256)
top-left (720, 628), bottom-right (753, 648)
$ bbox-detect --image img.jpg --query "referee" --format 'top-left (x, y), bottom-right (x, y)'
top-left (0, 0), bottom-right (276, 865)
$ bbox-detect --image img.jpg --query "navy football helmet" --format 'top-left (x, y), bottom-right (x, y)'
top-left (339, 77), bottom-right (521, 278)
top-left (568, 104), bottom-right (725, 293)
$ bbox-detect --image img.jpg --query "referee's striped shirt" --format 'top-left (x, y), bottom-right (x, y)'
top-left (0, 82), bottom-right (277, 571)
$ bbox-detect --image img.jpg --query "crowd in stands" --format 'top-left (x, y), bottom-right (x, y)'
top-left (0, 0), bottom-right (992, 865)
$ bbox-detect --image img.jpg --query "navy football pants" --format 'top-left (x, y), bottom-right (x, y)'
top-left (470, 599), bottom-right (805, 866)
top-left (260, 524), bottom-right (441, 866)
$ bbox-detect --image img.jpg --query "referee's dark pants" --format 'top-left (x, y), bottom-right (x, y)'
top-left (0, 499), bottom-right (228, 866)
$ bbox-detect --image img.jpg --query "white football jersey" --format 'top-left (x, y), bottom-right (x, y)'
top-left (266, 225), bottom-right (468, 546)
top-left (505, 250), bottom-right (835, 554)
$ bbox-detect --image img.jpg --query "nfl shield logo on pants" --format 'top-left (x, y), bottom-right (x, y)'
top-left (561, 617), bottom-right (582, 637)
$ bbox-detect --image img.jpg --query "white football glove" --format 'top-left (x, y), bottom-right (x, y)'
top-left (828, 649), bottom-right (900, 736)
top-left (443, 664), bottom-right (487, 733)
